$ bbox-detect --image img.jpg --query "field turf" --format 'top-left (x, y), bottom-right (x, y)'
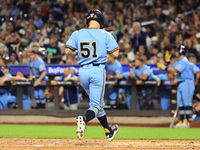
top-left (0, 125), bottom-right (200, 140)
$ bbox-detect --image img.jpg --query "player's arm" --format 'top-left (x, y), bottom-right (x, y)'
top-left (195, 72), bottom-right (200, 86)
top-left (7, 76), bottom-right (26, 81)
top-left (54, 76), bottom-right (61, 81)
top-left (37, 70), bottom-right (47, 83)
top-left (157, 62), bottom-right (178, 74)
top-left (110, 49), bottom-right (119, 58)
top-left (138, 74), bottom-right (148, 80)
top-left (65, 48), bottom-right (77, 55)
top-left (29, 69), bottom-right (33, 80)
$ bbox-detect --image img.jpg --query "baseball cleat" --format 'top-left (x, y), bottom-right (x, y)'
top-left (106, 125), bottom-right (119, 141)
top-left (76, 116), bottom-right (86, 140)
top-left (174, 121), bottom-right (183, 128)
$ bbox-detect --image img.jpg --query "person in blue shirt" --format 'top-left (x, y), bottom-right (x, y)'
top-left (157, 73), bottom-right (174, 110)
top-left (65, 9), bottom-right (119, 141)
top-left (29, 45), bottom-right (48, 109)
top-left (5, 71), bottom-right (31, 109)
top-left (54, 67), bottom-right (79, 110)
top-left (0, 65), bottom-right (12, 109)
top-left (106, 54), bottom-right (125, 109)
top-left (158, 45), bottom-right (195, 128)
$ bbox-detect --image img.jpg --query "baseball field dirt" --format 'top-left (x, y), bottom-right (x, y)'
top-left (0, 139), bottom-right (200, 150)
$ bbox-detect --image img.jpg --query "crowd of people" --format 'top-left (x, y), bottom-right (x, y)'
top-left (0, 0), bottom-right (200, 120)
top-left (0, 0), bottom-right (200, 65)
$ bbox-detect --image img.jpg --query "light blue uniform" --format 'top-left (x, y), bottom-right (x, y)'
top-left (190, 62), bottom-right (200, 81)
top-left (106, 60), bottom-right (124, 105)
top-left (173, 57), bottom-right (195, 108)
top-left (157, 74), bottom-right (171, 110)
top-left (0, 73), bottom-right (12, 109)
top-left (66, 28), bottom-right (119, 117)
top-left (29, 57), bottom-right (47, 105)
top-left (124, 64), bottom-right (153, 110)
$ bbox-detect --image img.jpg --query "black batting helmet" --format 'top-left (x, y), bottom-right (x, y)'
top-left (177, 44), bottom-right (186, 55)
top-left (86, 9), bottom-right (104, 29)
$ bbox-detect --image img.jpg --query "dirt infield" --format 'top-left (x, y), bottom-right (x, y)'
top-left (0, 139), bottom-right (200, 150)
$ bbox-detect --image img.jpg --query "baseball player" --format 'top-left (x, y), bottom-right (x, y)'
top-left (106, 54), bottom-right (125, 109)
top-left (158, 45), bottom-right (195, 128)
top-left (29, 45), bottom-right (48, 109)
top-left (0, 65), bottom-right (12, 109)
top-left (65, 9), bottom-right (119, 141)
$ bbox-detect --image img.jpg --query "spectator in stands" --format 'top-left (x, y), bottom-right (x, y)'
top-left (130, 22), bottom-right (147, 52)
top-left (7, 53), bottom-right (19, 65)
top-left (5, 32), bottom-right (21, 59)
top-left (33, 14), bottom-right (44, 29)
top-left (0, 42), bottom-right (8, 58)
top-left (39, 34), bottom-right (62, 64)
top-left (20, 50), bottom-right (30, 65)
top-left (54, 67), bottom-right (79, 110)
top-left (28, 45), bottom-right (48, 109)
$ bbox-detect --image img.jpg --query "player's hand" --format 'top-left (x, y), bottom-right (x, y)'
top-left (129, 72), bottom-right (135, 79)
top-left (34, 80), bottom-right (40, 87)
top-left (115, 74), bottom-right (124, 80)
top-left (107, 74), bottom-right (114, 80)
top-left (173, 78), bottom-right (178, 84)
top-left (156, 78), bottom-right (161, 86)
top-left (157, 62), bottom-right (166, 70)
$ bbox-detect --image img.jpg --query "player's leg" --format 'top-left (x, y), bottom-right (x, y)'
top-left (161, 97), bottom-right (171, 110)
top-left (39, 87), bottom-right (46, 109)
top-left (181, 81), bottom-right (195, 127)
top-left (174, 84), bottom-right (184, 128)
top-left (76, 68), bottom-right (90, 139)
top-left (97, 107), bottom-right (119, 141)
top-left (23, 98), bottom-right (31, 109)
top-left (34, 87), bottom-right (40, 109)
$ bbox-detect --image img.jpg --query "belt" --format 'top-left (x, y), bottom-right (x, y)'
top-left (81, 63), bottom-right (105, 67)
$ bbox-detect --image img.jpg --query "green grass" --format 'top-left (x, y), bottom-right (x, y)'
top-left (0, 125), bottom-right (200, 140)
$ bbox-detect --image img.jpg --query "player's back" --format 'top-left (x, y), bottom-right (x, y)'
top-left (72, 29), bottom-right (117, 65)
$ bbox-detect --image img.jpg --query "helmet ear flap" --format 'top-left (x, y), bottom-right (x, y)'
top-left (86, 9), bottom-right (104, 29)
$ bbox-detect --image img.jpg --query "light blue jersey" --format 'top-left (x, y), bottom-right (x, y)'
top-left (189, 62), bottom-right (200, 81)
top-left (131, 64), bottom-right (153, 80)
top-left (66, 29), bottom-right (118, 65)
top-left (173, 56), bottom-right (194, 108)
top-left (106, 60), bottom-right (123, 76)
top-left (173, 57), bottom-right (193, 81)
top-left (29, 57), bottom-right (47, 80)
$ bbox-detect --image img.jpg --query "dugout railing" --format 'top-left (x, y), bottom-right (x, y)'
top-left (0, 79), bottom-right (177, 117)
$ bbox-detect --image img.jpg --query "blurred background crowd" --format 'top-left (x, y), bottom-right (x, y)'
top-left (0, 0), bottom-right (200, 66)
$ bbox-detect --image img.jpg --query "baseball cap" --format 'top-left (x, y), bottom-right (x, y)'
top-left (157, 52), bottom-right (163, 58)
top-left (151, 36), bottom-right (158, 42)
top-left (11, 33), bottom-right (16, 37)
top-left (2, 65), bottom-right (10, 70)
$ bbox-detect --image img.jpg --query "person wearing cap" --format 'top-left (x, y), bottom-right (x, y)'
top-left (28, 44), bottom-right (48, 109)
top-left (0, 65), bottom-right (12, 109)
top-left (54, 67), bottom-right (79, 110)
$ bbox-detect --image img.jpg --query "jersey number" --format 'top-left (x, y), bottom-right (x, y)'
top-left (80, 42), bottom-right (98, 58)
